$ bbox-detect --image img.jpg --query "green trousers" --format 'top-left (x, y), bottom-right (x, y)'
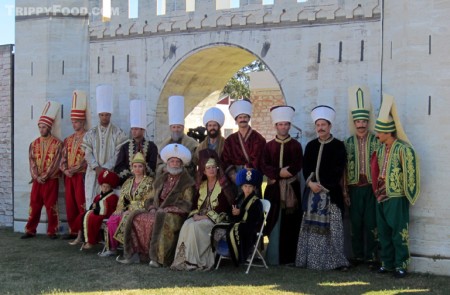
top-left (349, 185), bottom-right (378, 261)
top-left (376, 197), bottom-right (410, 270)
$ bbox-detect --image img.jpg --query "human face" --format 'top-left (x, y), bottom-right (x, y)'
top-left (376, 132), bottom-right (391, 144)
top-left (71, 119), bottom-right (85, 132)
top-left (275, 122), bottom-right (291, 138)
top-left (170, 124), bottom-right (184, 141)
top-left (98, 113), bottom-right (111, 127)
top-left (242, 184), bottom-right (255, 198)
top-left (354, 120), bottom-right (368, 136)
top-left (38, 124), bottom-right (51, 137)
top-left (315, 119), bottom-right (331, 140)
top-left (101, 183), bottom-right (112, 193)
top-left (167, 157), bottom-right (182, 169)
top-left (204, 164), bottom-right (218, 179)
top-left (236, 114), bottom-right (250, 128)
top-left (132, 163), bottom-right (145, 177)
top-left (131, 127), bottom-right (145, 140)
top-left (206, 121), bottom-right (220, 138)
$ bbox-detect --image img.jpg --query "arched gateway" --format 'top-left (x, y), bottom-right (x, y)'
top-left (9, 0), bottom-right (450, 275)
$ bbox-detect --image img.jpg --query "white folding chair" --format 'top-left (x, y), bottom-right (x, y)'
top-left (214, 199), bottom-right (271, 274)
top-left (245, 199), bottom-right (270, 274)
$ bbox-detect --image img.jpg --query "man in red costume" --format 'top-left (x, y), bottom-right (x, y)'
top-left (21, 101), bottom-right (63, 239)
top-left (60, 90), bottom-right (88, 239)
top-left (221, 99), bottom-right (266, 185)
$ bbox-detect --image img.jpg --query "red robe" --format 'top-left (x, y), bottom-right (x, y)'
top-left (60, 132), bottom-right (87, 234)
top-left (82, 191), bottom-right (119, 245)
top-left (261, 136), bottom-right (303, 264)
top-left (221, 127), bottom-right (266, 174)
top-left (25, 135), bottom-right (62, 236)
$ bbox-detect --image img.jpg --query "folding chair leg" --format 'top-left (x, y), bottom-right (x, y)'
top-left (215, 255), bottom-right (223, 270)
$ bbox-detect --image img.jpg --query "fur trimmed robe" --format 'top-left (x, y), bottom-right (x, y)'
top-left (122, 170), bottom-right (194, 266)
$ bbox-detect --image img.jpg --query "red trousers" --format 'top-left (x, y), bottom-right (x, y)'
top-left (25, 178), bottom-right (59, 236)
top-left (64, 173), bottom-right (86, 234)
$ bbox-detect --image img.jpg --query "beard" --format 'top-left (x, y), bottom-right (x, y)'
top-left (167, 166), bottom-right (183, 175)
top-left (207, 128), bottom-right (221, 139)
top-left (171, 131), bottom-right (183, 142)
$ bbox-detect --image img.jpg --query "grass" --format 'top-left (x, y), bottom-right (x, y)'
top-left (0, 227), bottom-right (447, 295)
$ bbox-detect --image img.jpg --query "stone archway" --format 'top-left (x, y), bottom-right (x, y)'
top-left (154, 44), bottom-right (283, 144)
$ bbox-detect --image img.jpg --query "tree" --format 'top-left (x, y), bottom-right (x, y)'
top-left (222, 60), bottom-right (267, 99)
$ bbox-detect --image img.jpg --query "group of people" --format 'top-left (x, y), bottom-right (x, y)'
top-left (21, 84), bottom-right (420, 277)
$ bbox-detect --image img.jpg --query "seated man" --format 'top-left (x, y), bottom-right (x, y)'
top-left (117, 144), bottom-right (194, 267)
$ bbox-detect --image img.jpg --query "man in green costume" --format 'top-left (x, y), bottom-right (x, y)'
top-left (371, 94), bottom-right (420, 278)
top-left (344, 86), bottom-right (380, 268)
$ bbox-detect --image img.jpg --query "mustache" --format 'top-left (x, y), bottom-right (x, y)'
top-left (357, 127), bottom-right (366, 130)
top-left (318, 129), bottom-right (326, 132)
top-left (239, 121), bottom-right (248, 124)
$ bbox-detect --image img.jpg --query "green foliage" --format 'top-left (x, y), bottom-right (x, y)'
top-left (222, 60), bottom-right (267, 99)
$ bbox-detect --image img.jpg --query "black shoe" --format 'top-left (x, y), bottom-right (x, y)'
top-left (61, 234), bottom-right (77, 240)
top-left (368, 261), bottom-right (380, 271)
top-left (350, 258), bottom-right (364, 267)
top-left (48, 234), bottom-right (58, 240)
top-left (394, 269), bottom-right (407, 278)
top-left (377, 266), bottom-right (392, 274)
top-left (20, 233), bottom-right (35, 239)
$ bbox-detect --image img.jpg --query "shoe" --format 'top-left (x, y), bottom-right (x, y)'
top-left (149, 260), bottom-right (161, 268)
top-left (20, 233), bottom-right (35, 239)
top-left (377, 266), bottom-right (392, 274)
top-left (48, 234), bottom-right (58, 240)
top-left (368, 261), bottom-right (380, 271)
top-left (62, 234), bottom-right (77, 240)
top-left (68, 238), bottom-right (82, 245)
top-left (394, 269), bottom-right (407, 278)
top-left (116, 253), bottom-right (140, 264)
top-left (98, 250), bottom-right (117, 257)
top-left (82, 243), bottom-right (93, 249)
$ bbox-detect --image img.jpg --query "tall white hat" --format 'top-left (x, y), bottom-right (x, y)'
top-left (160, 143), bottom-right (192, 165)
top-left (311, 105), bottom-right (336, 124)
top-left (168, 96), bottom-right (185, 126)
top-left (38, 101), bottom-right (61, 128)
top-left (130, 100), bottom-right (147, 129)
top-left (96, 84), bottom-right (113, 114)
top-left (270, 105), bottom-right (295, 125)
top-left (229, 99), bottom-right (252, 119)
top-left (203, 107), bottom-right (225, 127)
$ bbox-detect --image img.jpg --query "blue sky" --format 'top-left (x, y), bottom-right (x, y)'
top-left (0, 0), bottom-right (15, 45)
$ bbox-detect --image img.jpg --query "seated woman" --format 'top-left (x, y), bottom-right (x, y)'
top-left (69, 169), bottom-right (120, 249)
top-left (116, 144), bottom-right (194, 267)
top-left (211, 168), bottom-right (264, 266)
top-left (99, 152), bottom-right (154, 257)
top-left (171, 150), bottom-right (234, 271)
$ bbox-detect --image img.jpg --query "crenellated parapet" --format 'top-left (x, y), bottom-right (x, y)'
top-left (89, 0), bottom-right (380, 40)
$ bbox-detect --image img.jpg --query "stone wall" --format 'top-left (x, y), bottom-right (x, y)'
top-left (0, 44), bottom-right (14, 227)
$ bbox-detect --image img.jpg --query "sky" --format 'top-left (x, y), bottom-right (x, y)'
top-left (0, 0), bottom-right (15, 45)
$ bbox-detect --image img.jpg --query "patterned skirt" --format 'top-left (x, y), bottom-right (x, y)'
top-left (295, 203), bottom-right (349, 270)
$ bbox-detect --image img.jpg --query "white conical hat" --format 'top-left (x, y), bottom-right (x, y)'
top-left (168, 96), bottom-right (184, 126)
top-left (71, 90), bottom-right (88, 120)
top-left (130, 100), bottom-right (147, 129)
top-left (38, 101), bottom-right (61, 128)
top-left (203, 107), bottom-right (225, 127)
top-left (160, 143), bottom-right (192, 165)
top-left (229, 99), bottom-right (252, 119)
top-left (270, 105), bottom-right (295, 125)
top-left (96, 84), bottom-right (113, 114)
top-left (311, 105), bottom-right (335, 124)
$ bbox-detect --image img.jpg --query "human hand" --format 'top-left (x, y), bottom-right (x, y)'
top-left (309, 182), bottom-right (323, 193)
top-left (64, 170), bottom-right (73, 178)
top-left (231, 205), bottom-right (240, 216)
top-left (279, 167), bottom-right (293, 178)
